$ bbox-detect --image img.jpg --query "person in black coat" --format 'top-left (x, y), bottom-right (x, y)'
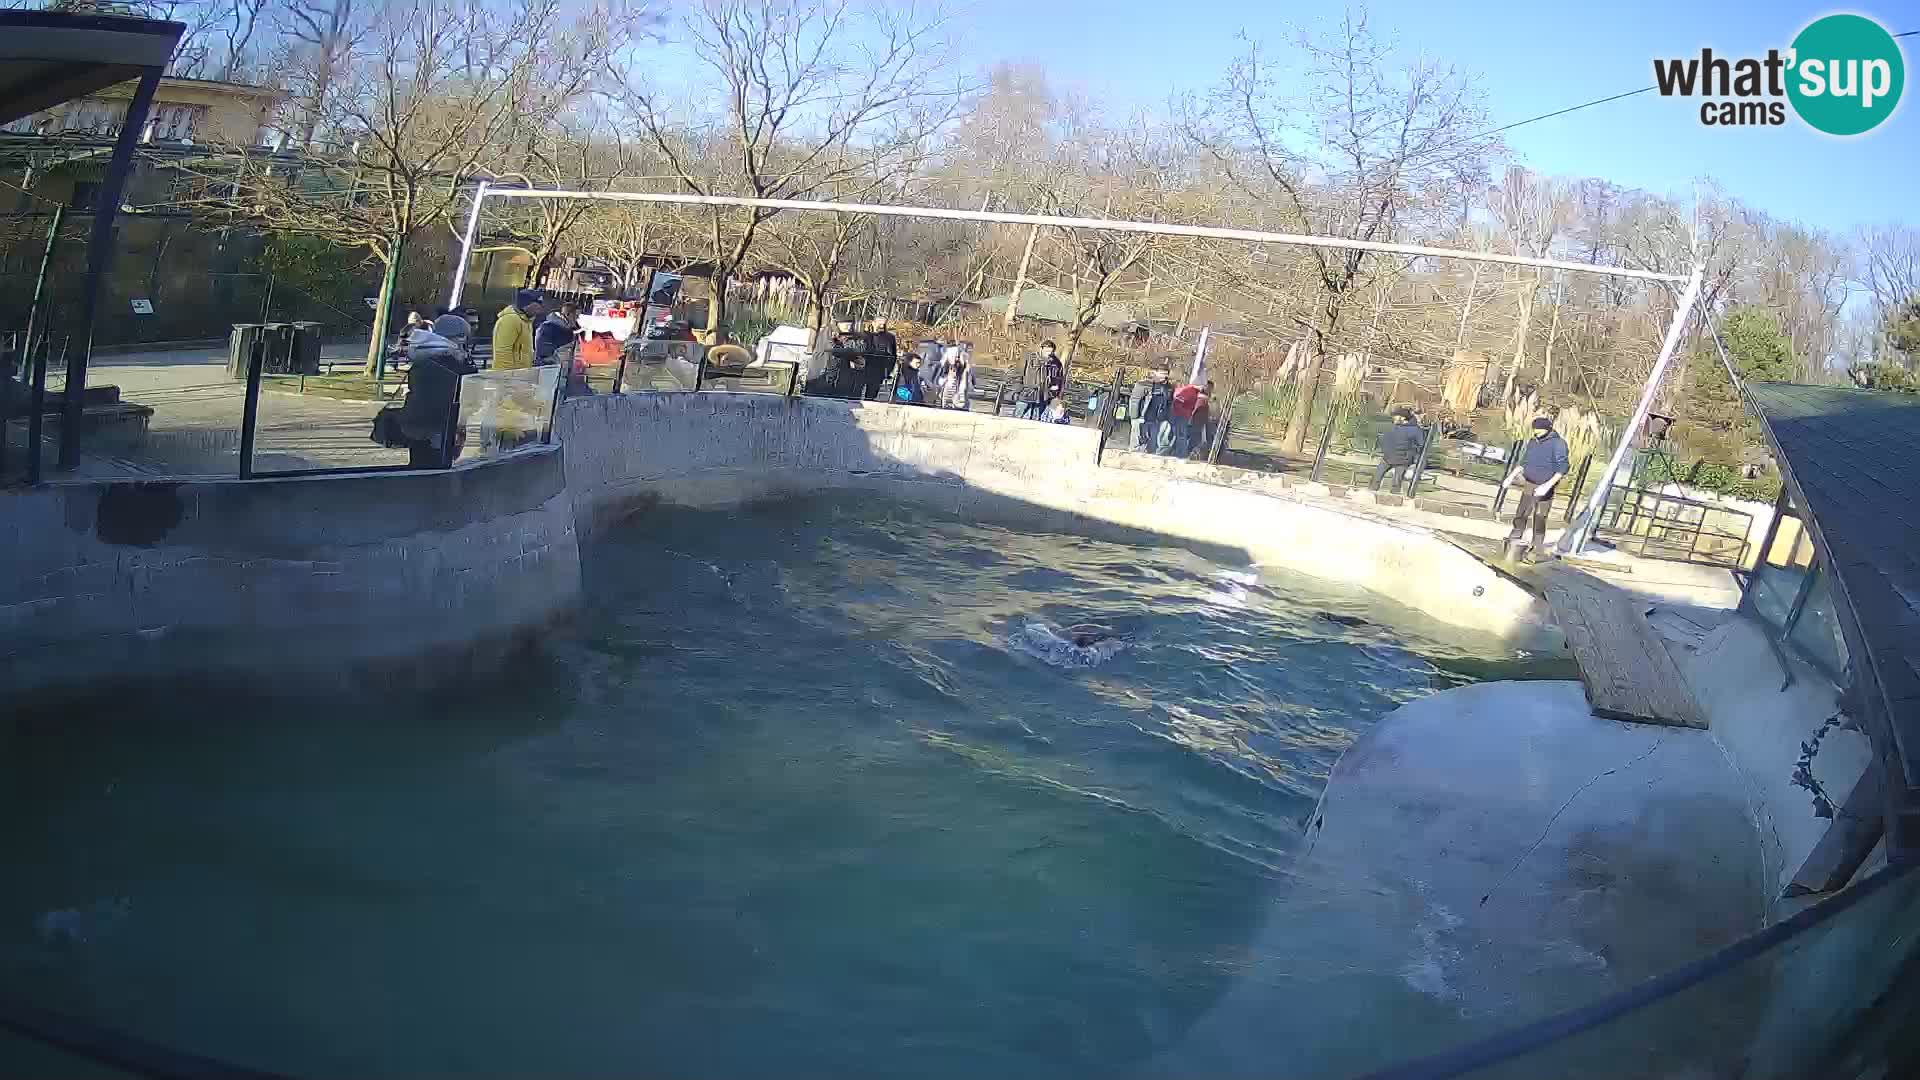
top-left (1372, 406), bottom-right (1426, 491)
top-left (804, 320), bottom-right (870, 400)
top-left (862, 318), bottom-right (899, 400)
top-left (398, 329), bottom-right (476, 468)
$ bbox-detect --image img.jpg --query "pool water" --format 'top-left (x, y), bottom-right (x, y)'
top-left (0, 497), bottom-right (1561, 1078)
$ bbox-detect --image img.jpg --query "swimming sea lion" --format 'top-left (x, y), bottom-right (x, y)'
top-left (1065, 623), bottom-right (1117, 647)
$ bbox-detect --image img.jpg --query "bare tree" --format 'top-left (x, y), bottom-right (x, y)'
top-left (173, 0), bottom-right (636, 375)
top-left (612, 0), bottom-right (961, 342)
top-left (1190, 11), bottom-right (1495, 453)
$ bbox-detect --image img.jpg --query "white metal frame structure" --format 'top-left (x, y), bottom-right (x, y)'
top-left (447, 186), bottom-right (1705, 556)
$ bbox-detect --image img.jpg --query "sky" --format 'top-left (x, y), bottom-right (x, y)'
top-left (953, 0), bottom-right (1918, 236)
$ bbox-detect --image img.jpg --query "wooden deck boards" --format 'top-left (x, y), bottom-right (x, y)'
top-left (1545, 571), bottom-right (1708, 729)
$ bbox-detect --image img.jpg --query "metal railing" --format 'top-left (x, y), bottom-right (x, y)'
top-left (1592, 484), bottom-right (1753, 568)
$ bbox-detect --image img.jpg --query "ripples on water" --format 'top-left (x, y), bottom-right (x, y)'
top-left (0, 495), bottom-right (1558, 1079)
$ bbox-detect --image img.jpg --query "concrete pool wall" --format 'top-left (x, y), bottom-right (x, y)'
top-left (556, 391), bottom-right (1557, 646)
top-left (1, 447), bottom-right (580, 704)
top-left (1, 390), bottom-right (1552, 702)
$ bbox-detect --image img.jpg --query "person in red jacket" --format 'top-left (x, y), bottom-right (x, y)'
top-left (1188, 380), bottom-right (1214, 458)
top-left (1167, 380), bottom-right (1201, 456)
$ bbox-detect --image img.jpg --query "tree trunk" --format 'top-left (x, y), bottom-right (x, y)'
top-left (1003, 224), bottom-right (1039, 331)
top-left (806, 285), bottom-right (830, 336)
top-left (703, 276), bottom-right (728, 344)
top-left (364, 235), bottom-right (403, 380)
top-left (1176, 287), bottom-right (1196, 337)
top-left (1281, 342), bottom-right (1324, 456)
top-left (1281, 296), bottom-right (1341, 456)
top-left (1501, 273), bottom-right (1542, 402)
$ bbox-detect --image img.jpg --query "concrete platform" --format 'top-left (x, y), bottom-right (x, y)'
top-left (1146, 681), bottom-right (1767, 1077)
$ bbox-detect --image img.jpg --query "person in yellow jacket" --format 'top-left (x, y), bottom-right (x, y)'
top-left (491, 289), bottom-right (544, 371)
top-left (484, 289), bottom-right (547, 445)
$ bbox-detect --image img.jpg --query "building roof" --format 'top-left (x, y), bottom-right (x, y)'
top-left (1746, 381), bottom-right (1920, 852)
top-left (977, 285), bottom-right (1141, 330)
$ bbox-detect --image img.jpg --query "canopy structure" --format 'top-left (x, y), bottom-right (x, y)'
top-left (0, 9), bottom-right (182, 473)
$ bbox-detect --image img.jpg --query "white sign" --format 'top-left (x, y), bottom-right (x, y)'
top-left (364, 297), bottom-right (380, 310)
top-left (130, 299), bottom-right (154, 314)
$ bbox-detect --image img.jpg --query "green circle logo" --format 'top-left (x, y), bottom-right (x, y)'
top-left (1787, 14), bottom-right (1904, 136)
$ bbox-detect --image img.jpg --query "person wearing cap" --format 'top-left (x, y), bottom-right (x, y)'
top-left (1500, 415), bottom-right (1570, 559)
top-left (1372, 405), bottom-right (1425, 491)
top-left (492, 289), bottom-right (544, 371)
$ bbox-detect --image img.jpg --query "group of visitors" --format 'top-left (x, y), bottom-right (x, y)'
top-left (804, 318), bottom-right (982, 412)
top-left (805, 318), bottom-right (899, 401)
top-left (493, 289), bottom-right (594, 398)
top-left (1125, 367), bottom-right (1216, 457)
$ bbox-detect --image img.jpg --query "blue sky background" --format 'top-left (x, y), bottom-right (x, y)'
top-left (953, 0), bottom-right (1917, 235)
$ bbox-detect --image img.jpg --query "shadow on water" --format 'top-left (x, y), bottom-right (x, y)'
top-left (2, 493), bottom-right (1557, 1080)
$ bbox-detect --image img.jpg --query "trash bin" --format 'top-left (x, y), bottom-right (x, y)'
top-left (289, 321), bottom-right (323, 375)
top-left (227, 323), bottom-right (264, 380)
top-left (259, 322), bottom-right (293, 374)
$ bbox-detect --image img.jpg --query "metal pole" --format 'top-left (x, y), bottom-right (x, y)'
top-left (1559, 264), bottom-right (1705, 556)
top-left (1310, 395), bottom-right (1339, 483)
top-left (237, 337), bottom-right (264, 479)
top-left (483, 189), bottom-right (1692, 285)
top-left (26, 336), bottom-right (51, 484)
top-left (61, 69), bottom-right (162, 470)
top-left (1492, 439), bottom-right (1522, 515)
top-left (1403, 421), bottom-right (1437, 497)
top-left (440, 382), bottom-right (463, 468)
top-left (22, 205), bottom-right (62, 387)
top-left (1190, 326), bottom-right (1211, 386)
top-left (1564, 454), bottom-right (1593, 523)
top-left (6, 207), bottom-right (62, 481)
top-left (448, 180), bottom-right (489, 309)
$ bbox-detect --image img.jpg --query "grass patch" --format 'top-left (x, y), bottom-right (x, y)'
top-left (261, 374), bottom-right (387, 402)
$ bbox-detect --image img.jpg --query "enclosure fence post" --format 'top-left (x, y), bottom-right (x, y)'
top-left (1309, 391), bottom-right (1338, 484)
top-left (238, 339), bottom-right (265, 478)
top-left (1559, 264), bottom-right (1704, 556)
top-left (25, 336), bottom-right (52, 484)
top-left (448, 180), bottom-right (489, 310)
top-left (1403, 421), bottom-right (1437, 497)
top-left (1564, 454), bottom-right (1593, 523)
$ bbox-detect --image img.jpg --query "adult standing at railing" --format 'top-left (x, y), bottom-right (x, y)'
top-left (862, 317), bottom-right (898, 402)
top-left (1500, 416), bottom-right (1570, 562)
top-left (397, 324), bottom-right (475, 468)
top-left (492, 289), bottom-right (543, 371)
top-left (1372, 406), bottom-right (1424, 490)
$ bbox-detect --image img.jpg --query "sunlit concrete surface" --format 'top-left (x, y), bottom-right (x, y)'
top-left (1148, 680), bottom-right (1765, 1077)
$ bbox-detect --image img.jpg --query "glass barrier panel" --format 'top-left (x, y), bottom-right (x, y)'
top-left (250, 334), bottom-right (412, 473)
top-left (1747, 529), bottom-right (1814, 629)
top-left (454, 366), bottom-right (560, 463)
top-left (701, 360), bottom-right (799, 396)
top-left (1786, 568), bottom-right (1850, 678)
